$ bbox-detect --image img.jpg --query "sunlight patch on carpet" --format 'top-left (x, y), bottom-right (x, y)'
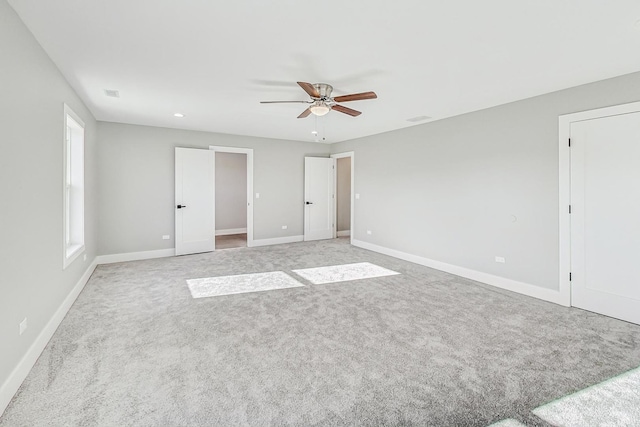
top-left (487, 419), bottom-right (527, 426)
top-left (532, 366), bottom-right (640, 427)
top-left (187, 271), bottom-right (304, 298)
top-left (292, 262), bottom-right (400, 285)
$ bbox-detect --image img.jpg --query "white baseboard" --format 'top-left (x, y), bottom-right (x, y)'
top-left (251, 235), bottom-right (304, 247)
top-left (337, 230), bottom-right (351, 237)
top-left (0, 259), bottom-right (98, 417)
top-left (352, 239), bottom-right (566, 306)
top-left (215, 228), bottom-right (247, 236)
top-left (95, 248), bottom-right (175, 264)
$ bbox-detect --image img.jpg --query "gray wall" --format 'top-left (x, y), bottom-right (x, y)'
top-left (332, 71), bottom-right (640, 291)
top-left (336, 157), bottom-right (351, 232)
top-left (98, 122), bottom-right (330, 254)
top-left (215, 152), bottom-right (247, 232)
top-left (0, 0), bottom-right (98, 395)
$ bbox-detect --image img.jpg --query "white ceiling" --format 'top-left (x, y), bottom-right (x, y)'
top-left (9, 0), bottom-right (640, 143)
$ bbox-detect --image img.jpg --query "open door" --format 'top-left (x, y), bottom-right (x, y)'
top-left (304, 157), bottom-right (335, 241)
top-left (175, 147), bottom-right (215, 256)
top-left (570, 111), bottom-right (640, 324)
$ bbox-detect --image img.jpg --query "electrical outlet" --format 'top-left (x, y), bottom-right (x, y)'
top-left (83, 254), bottom-right (87, 261)
top-left (495, 256), bottom-right (506, 263)
top-left (162, 235), bottom-right (170, 240)
top-left (367, 230), bottom-right (372, 235)
top-left (356, 193), bottom-right (360, 200)
top-left (281, 225), bottom-right (288, 230)
top-left (19, 318), bottom-right (27, 335)
top-left (255, 193), bottom-right (260, 199)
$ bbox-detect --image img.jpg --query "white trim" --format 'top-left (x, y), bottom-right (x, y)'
top-left (62, 103), bottom-right (86, 270)
top-left (0, 259), bottom-right (97, 416)
top-left (352, 239), bottom-right (566, 306)
top-left (64, 244), bottom-right (85, 268)
top-left (209, 146), bottom-right (254, 248)
top-left (63, 103), bottom-right (85, 128)
top-left (331, 151), bottom-right (355, 244)
top-left (251, 235), bottom-right (304, 247)
top-left (95, 248), bottom-right (175, 264)
top-left (337, 230), bottom-right (351, 237)
top-left (558, 100), bottom-right (640, 308)
top-left (215, 228), bottom-right (247, 236)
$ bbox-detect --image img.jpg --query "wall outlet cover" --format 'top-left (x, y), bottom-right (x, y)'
top-left (495, 256), bottom-right (506, 263)
top-left (281, 225), bottom-right (288, 229)
top-left (367, 230), bottom-right (372, 235)
top-left (162, 235), bottom-right (170, 240)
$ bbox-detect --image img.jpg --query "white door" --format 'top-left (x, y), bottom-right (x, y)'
top-left (175, 147), bottom-right (215, 256)
top-left (570, 112), bottom-right (640, 324)
top-left (304, 157), bottom-right (335, 241)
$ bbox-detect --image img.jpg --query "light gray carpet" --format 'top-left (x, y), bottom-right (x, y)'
top-left (532, 366), bottom-right (640, 426)
top-left (2, 239), bottom-right (640, 426)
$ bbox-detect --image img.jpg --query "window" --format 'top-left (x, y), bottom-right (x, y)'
top-left (63, 104), bottom-right (85, 268)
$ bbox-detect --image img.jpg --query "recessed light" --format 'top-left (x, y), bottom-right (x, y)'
top-left (174, 113), bottom-right (185, 118)
top-left (104, 89), bottom-right (120, 98)
top-left (406, 115), bottom-right (431, 123)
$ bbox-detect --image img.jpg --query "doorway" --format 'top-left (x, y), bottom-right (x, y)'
top-left (331, 152), bottom-right (355, 243)
top-left (559, 102), bottom-right (640, 325)
top-left (215, 152), bottom-right (247, 249)
top-left (210, 145), bottom-right (254, 249)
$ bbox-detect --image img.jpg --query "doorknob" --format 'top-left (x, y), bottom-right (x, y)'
top-left (177, 204), bottom-right (187, 209)
top-left (305, 201), bottom-right (313, 205)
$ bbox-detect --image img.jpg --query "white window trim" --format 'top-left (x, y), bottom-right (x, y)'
top-left (63, 104), bottom-right (85, 269)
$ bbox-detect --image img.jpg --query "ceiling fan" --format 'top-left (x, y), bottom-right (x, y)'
top-left (260, 82), bottom-right (377, 118)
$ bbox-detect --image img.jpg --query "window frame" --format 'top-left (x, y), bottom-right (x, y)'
top-left (62, 104), bottom-right (85, 269)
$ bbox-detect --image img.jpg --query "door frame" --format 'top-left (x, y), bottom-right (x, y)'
top-left (209, 145), bottom-right (254, 247)
top-left (558, 100), bottom-right (640, 308)
top-left (330, 151), bottom-right (355, 244)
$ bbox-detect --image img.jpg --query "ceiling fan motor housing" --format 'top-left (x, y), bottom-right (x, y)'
top-left (313, 83), bottom-right (333, 100)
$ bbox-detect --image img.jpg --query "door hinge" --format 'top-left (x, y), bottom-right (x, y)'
top-left (569, 272), bottom-right (572, 281)
top-left (568, 138), bottom-right (571, 147)
top-left (569, 205), bottom-right (571, 214)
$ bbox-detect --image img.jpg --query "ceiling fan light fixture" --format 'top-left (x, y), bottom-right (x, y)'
top-left (309, 101), bottom-right (330, 116)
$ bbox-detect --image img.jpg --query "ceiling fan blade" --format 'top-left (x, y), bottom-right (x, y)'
top-left (297, 108), bottom-right (312, 118)
top-left (332, 104), bottom-right (362, 117)
top-left (297, 81), bottom-right (320, 98)
top-left (333, 91), bottom-right (377, 103)
top-left (260, 100), bottom-right (310, 104)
